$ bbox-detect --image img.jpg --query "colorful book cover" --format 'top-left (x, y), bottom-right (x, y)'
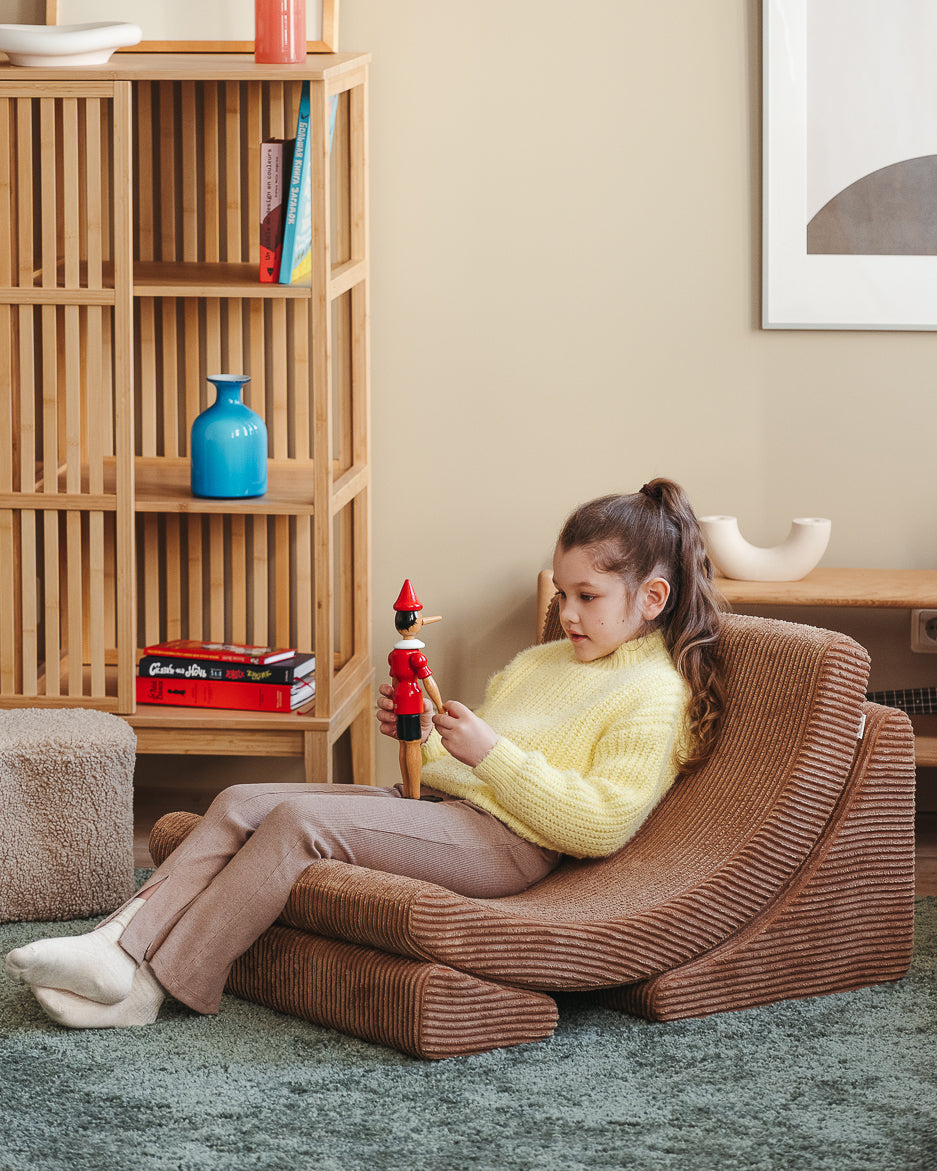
top-left (279, 81), bottom-right (312, 285)
top-left (137, 651), bottom-right (315, 685)
top-left (136, 675), bottom-right (316, 713)
top-left (141, 639), bottom-right (296, 665)
top-left (259, 138), bottom-right (294, 283)
top-left (278, 89), bottom-right (340, 286)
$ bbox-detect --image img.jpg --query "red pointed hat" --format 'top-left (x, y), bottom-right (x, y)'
top-left (393, 579), bottom-right (423, 612)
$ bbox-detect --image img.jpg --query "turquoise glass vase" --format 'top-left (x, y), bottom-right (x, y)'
top-left (190, 374), bottom-right (268, 499)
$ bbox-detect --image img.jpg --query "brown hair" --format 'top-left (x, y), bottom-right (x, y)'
top-left (557, 478), bottom-right (726, 773)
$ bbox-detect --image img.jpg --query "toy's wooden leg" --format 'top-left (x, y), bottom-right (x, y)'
top-left (399, 740), bottom-right (422, 800)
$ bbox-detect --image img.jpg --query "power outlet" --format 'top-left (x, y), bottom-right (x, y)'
top-left (911, 609), bottom-right (937, 652)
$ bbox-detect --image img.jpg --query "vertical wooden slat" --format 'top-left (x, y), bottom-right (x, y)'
top-left (41, 305), bottom-right (58, 490)
top-left (230, 514), bottom-right (247, 643)
top-left (66, 510), bottom-right (83, 694)
top-left (161, 300), bottom-right (180, 457)
top-left (64, 305), bottom-right (81, 492)
top-left (62, 98), bottom-right (80, 287)
top-left (187, 516), bottom-right (203, 641)
top-left (251, 516), bottom-right (268, 646)
top-left (85, 98), bottom-right (103, 289)
top-left (244, 81), bottom-right (260, 262)
top-left (143, 514), bottom-right (159, 645)
top-left (43, 510), bottom-right (61, 693)
top-left (20, 511), bottom-right (38, 694)
top-left (138, 299), bottom-right (157, 456)
top-left (274, 515), bottom-right (290, 647)
top-left (164, 513), bottom-right (182, 640)
top-left (208, 513), bottom-right (225, 641)
top-left (135, 83), bottom-right (154, 263)
top-left (40, 98), bottom-right (57, 287)
top-left (181, 82), bottom-right (198, 261)
top-left (292, 299), bottom-right (310, 459)
top-left (16, 99), bottom-right (33, 286)
top-left (87, 304), bottom-right (105, 695)
top-left (310, 79), bottom-right (333, 714)
top-left (112, 81), bottom-right (135, 709)
top-left (225, 81), bottom-right (242, 262)
top-left (158, 82), bottom-right (177, 261)
top-left (17, 301), bottom-right (38, 693)
top-left (270, 300), bottom-right (289, 455)
top-left (204, 82), bottom-right (220, 264)
top-left (0, 97), bottom-right (17, 689)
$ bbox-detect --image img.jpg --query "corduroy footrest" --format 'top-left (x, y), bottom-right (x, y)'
top-left (603, 705), bottom-right (916, 1020)
top-left (228, 923), bottom-right (558, 1059)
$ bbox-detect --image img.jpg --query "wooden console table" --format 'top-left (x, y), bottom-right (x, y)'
top-left (716, 568), bottom-right (937, 767)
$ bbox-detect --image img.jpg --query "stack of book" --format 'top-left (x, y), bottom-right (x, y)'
top-left (136, 640), bottom-right (316, 713)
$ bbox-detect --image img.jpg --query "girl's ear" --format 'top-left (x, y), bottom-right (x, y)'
top-left (641, 577), bottom-right (671, 621)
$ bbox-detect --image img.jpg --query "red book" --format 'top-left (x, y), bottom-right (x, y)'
top-left (142, 639), bottom-right (296, 665)
top-left (136, 675), bottom-right (315, 713)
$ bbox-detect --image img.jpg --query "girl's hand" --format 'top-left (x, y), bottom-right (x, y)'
top-left (432, 701), bottom-right (499, 768)
top-left (376, 684), bottom-right (435, 744)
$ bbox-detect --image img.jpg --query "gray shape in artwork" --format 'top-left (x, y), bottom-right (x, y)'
top-left (807, 154), bottom-right (937, 255)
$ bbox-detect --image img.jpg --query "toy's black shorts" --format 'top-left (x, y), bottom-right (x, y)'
top-left (396, 713), bottom-right (422, 742)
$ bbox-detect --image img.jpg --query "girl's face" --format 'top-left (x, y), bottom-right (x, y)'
top-left (552, 544), bottom-right (669, 662)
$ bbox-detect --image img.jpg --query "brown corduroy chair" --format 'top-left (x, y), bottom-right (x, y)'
top-left (149, 601), bottom-right (916, 1059)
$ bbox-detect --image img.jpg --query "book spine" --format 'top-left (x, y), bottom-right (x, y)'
top-left (259, 139), bottom-right (287, 283)
top-left (138, 656), bottom-right (301, 684)
top-left (279, 81), bottom-right (311, 285)
top-left (142, 644), bottom-right (292, 664)
top-left (136, 676), bottom-right (291, 712)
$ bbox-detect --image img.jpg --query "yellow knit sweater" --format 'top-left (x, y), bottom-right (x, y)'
top-left (421, 631), bottom-right (690, 858)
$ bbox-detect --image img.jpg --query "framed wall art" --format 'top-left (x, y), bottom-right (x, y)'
top-left (47, 0), bottom-right (339, 53)
top-left (764, 0), bottom-right (937, 329)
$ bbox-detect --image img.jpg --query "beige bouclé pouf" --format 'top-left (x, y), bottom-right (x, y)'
top-left (0, 708), bottom-right (136, 923)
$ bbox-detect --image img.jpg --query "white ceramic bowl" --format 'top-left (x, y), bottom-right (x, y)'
top-left (0, 23), bottom-right (142, 67)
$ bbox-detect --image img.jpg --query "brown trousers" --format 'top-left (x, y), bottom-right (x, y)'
top-left (117, 782), bottom-right (561, 1014)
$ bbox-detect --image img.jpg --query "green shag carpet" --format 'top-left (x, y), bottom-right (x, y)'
top-left (0, 880), bottom-right (934, 1171)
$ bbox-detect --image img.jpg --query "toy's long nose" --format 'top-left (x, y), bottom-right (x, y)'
top-left (421, 615), bottom-right (443, 625)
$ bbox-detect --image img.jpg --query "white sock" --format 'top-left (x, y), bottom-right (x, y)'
top-left (32, 963), bottom-right (164, 1029)
top-left (4, 897), bottom-right (146, 1005)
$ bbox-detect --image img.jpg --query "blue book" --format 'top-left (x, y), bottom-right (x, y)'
top-left (278, 87), bottom-right (340, 286)
top-left (279, 81), bottom-right (312, 285)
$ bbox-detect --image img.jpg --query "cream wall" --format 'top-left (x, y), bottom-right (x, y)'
top-left (343, 0), bottom-right (936, 720)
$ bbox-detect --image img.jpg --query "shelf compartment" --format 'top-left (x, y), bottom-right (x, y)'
top-left (0, 507), bottom-right (123, 702)
top-left (135, 509), bottom-right (317, 660)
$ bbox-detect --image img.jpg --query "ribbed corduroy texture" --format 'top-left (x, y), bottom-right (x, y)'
top-left (603, 702), bottom-right (916, 1018)
top-left (226, 925), bottom-right (558, 1059)
top-left (0, 708), bottom-right (136, 922)
top-left (150, 613), bottom-right (916, 1055)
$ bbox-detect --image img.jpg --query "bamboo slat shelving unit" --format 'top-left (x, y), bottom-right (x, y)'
top-left (0, 53), bottom-right (373, 783)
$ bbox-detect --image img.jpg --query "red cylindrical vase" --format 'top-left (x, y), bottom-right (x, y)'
top-left (255, 0), bottom-right (306, 64)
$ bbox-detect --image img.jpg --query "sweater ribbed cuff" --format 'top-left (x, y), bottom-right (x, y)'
top-left (472, 736), bottom-right (527, 791)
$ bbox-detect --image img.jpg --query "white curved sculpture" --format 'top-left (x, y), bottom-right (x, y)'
top-left (699, 515), bottom-right (832, 582)
top-left (0, 23), bottom-right (142, 67)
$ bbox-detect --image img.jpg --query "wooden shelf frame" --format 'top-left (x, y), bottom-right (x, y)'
top-left (0, 55), bottom-right (373, 783)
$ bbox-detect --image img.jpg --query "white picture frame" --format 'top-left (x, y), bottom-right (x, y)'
top-left (763, 0), bottom-right (937, 330)
top-left (47, 0), bottom-right (339, 53)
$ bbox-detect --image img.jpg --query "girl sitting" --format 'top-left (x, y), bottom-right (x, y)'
top-left (5, 477), bottom-right (725, 1030)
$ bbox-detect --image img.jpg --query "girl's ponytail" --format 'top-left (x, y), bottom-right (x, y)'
top-left (643, 479), bottom-right (725, 772)
top-left (558, 478), bottom-right (726, 773)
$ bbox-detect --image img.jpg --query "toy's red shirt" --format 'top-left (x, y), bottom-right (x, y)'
top-left (388, 643), bottom-right (433, 715)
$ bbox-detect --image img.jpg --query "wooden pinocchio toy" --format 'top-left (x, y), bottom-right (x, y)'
top-left (388, 580), bottom-right (446, 799)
